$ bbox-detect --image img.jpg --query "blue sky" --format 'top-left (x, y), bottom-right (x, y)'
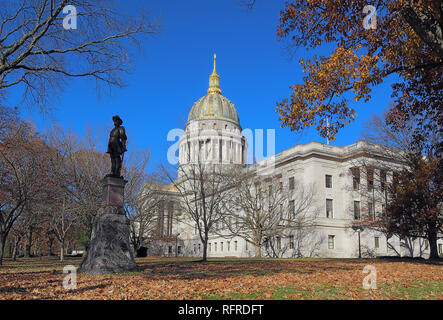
top-left (11, 0), bottom-right (395, 171)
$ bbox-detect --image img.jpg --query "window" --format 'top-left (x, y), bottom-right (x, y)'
top-left (374, 237), bottom-right (380, 249)
top-left (328, 235), bottom-right (335, 249)
top-left (381, 204), bottom-right (386, 216)
top-left (352, 168), bottom-right (360, 191)
top-left (220, 242), bottom-right (223, 252)
top-left (289, 177), bottom-right (295, 190)
top-left (367, 168), bottom-right (374, 192)
top-left (209, 243), bottom-right (212, 252)
top-left (245, 240), bottom-right (248, 250)
top-left (354, 201), bottom-right (361, 220)
top-left (439, 244), bottom-right (442, 255)
top-left (194, 244), bottom-right (197, 253)
top-left (325, 175), bottom-right (332, 188)
top-left (214, 242), bottom-right (217, 251)
top-left (380, 170), bottom-right (387, 192)
top-left (234, 241), bottom-right (238, 251)
top-left (290, 200), bottom-right (295, 219)
top-left (227, 241), bottom-right (230, 251)
top-left (326, 199), bottom-right (333, 218)
top-left (198, 244), bottom-right (201, 252)
top-left (289, 235), bottom-right (294, 249)
top-left (168, 246), bottom-right (172, 254)
top-left (368, 202), bottom-right (374, 218)
top-left (393, 171), bottom-right (399, 187)
top-left (276, 237), bottom-right (281, 250)
top-left (177, 246), bottom-right (182, 254)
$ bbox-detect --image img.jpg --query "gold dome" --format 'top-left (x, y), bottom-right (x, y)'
top-left (187, 54), bottom-right (240, 124)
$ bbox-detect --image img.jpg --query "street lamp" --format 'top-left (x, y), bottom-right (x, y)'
top-left (175, 233), bottom-right (181, 258)
top-left (352, 225), bottom-right (364, 258)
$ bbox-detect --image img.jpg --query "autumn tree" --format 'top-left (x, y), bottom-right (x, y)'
top-left (221, 168), bottom-right (319, 258)
top-left (47, 198), bottom-right (79, 261)
top-left (43, 125), bottom-right (109, 253)
top-left (128, 182), bottom-right (165, 256)
top-left (0, 111), bottom-right (52, 265)
top-left (122, 148), bottom-right (165, 255)
top-left (168, 161), bottom-right (233, 262)
top-left (43, 124), bottom-right (159, 258)
top-left (387, 154), bottom-right (441, 259)
top-left (0, 0), bottom-right (158, 111)
top-left (20, 203), bottom-right (48, 258)
top-left (9, 213), bottom-right (30, 260)
top-left (274, 0), bottom-right (442, 150)
top-left (350, 112), bottom-right (442, 259)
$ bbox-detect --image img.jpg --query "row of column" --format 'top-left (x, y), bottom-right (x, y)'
top-left (156, 201), bottom-right (174, 237)
top-left (179, 136), bottom-right (245, 165)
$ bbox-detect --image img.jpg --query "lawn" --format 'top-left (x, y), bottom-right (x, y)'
top-left (0, 256), bottom-right (441, 300)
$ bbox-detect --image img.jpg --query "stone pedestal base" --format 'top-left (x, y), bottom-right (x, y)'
top-left (78, 206), bottom-right (138, 275)
top-left (101, 176), bottom-right (127, 207)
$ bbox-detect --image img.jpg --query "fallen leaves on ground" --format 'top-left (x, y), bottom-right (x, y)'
top-left (0, 257), bottom-right (441, 300)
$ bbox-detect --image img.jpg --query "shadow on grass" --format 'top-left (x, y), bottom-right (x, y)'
top-left (0, 286), bottom-right (28, 294)
top-left (134, 258), bottom-right (357, 280)
top-left (0, 279), bottom-right (109, 298)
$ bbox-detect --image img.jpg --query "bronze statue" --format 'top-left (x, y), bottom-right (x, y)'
top-left (106, 115), bottom-right (127, 178)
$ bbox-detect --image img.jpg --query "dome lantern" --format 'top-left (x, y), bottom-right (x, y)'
top-left (207, 54), bottom-right (221, 95)
top-left (187, 54), bottom-right (240, 126)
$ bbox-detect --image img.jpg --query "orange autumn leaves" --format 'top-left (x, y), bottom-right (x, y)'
top-left (0, 257), bottom-right (442, 300)
top-left (275, 0), bottom-right (441, 141)
top-left (276, 46), bottom-right (380, 139)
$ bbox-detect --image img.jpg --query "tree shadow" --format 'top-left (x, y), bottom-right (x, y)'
top-left (0, 281), bottom-right (109, 298)
top-left (135, 258), bottom-right (358, 280)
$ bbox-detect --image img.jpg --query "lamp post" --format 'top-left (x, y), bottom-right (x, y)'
top-left (175, 233), bottom-right (180, 258)
top-left (352, 225), bottom-right (364, 258)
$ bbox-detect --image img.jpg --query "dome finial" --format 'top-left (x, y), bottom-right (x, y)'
top-left (207, 53), bottom-right (221, 94)
top-left (213, 53), bottom-right (217, 73)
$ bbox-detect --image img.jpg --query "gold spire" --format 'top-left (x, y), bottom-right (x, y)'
top-left (207, 53), bottom-right (221, 94)
top-left (212, 53), bottom-right (217, 73)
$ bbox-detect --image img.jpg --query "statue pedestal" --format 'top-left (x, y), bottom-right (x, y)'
top-left (78, 177), bottom-right (138, 275)
top-left (101, 176), bottom-right (127, 207)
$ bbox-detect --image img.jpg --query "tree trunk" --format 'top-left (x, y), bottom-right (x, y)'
top-left (428, 231), bottom-right (440, 260)
top-left (0, 236), bottom-right (6, 266)
top-left (12, 237), bottom-right (21, 261)
top-left (132, 236), bottom-right (140, 257)
top-left (25, 228), bottom-right (33, 258)
top-left (12, 241), bottom-right (18, 261)
top-left (202, 240), bottom-right (208, 262)
top-left (253, 232), bottom-right (262, 258)
top-left (48, 238), bottom-right (54, 256)
top-left (60, 239), bottom-right (65, 262)
top-left (8, 239), bottom-right (13, 257)
top-left (34, 237), bottom-right (40, 256)
top-left (254, 243), bottom-right (261, 258)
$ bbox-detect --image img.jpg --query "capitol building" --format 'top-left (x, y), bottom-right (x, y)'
top-left (141, 55), bottom-right (442, 259)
